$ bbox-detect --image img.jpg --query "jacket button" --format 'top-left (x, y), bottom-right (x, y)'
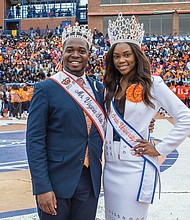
top-left (80, 159), bottom-right (84, 163)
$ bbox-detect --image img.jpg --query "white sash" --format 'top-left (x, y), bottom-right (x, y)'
top-left (107, 100), bottom-right (161, 204)
top-left (50, 71), bottom-right (106, 141)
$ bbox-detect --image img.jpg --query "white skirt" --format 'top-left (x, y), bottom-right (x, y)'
top-left (103, 141), bottom-right (149, 220)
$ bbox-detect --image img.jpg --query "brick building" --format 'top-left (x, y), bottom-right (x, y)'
top-left (88, 0), bottom-right (190, 36)
top-left (0, 0), bottom-right (190, 37)
top-left (0, 0), bottom-right (87, 34)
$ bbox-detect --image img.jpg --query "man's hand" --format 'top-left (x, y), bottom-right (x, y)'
top-left (37, 191), bottom-right (57, 216)
top-left (149, 118), bottom-right (155, 133)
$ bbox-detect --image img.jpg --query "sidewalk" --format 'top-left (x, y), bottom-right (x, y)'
top-left (0, 117), bottom-right (190, 220)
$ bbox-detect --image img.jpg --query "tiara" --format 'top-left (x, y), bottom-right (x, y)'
top-left (62, 22), bottom-right (93, 48)
top-left (108, 13), bottom-right (144, 47)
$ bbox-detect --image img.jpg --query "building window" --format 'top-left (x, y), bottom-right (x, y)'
top-left (121, 0), bottom-right (132, 3)
top-left (179, 14), bottom-right (190, 35)
top-left (100, 0), bottom-right (189, 4)
top-left (103, 14), bottom-right (172, 35)
top-left (111, 0), bottom-right (120, 4)
top-left (80, 12), bottom-right (86, 19)
top-left (139, 0), bottom-right (172, 2)
top-left (101, 0), bottom-right (110, 4)
top-left (101, 0), bottom-right (132, 4)
top-left (139, 14), bottom-right (172, 35)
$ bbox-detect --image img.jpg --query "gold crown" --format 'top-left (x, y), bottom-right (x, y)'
top-left (62, 22), bottom-right (93, 48)
top-left (108, 13), bottom-right (144, 47)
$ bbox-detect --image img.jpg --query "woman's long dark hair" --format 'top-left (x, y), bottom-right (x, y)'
top-left (104, 42), bottom-right (155, 114)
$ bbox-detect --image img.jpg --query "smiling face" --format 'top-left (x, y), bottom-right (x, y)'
top-left (113, 43), bottom-right (136, 79)
top-left (62, 38), bottom-right (90, 77)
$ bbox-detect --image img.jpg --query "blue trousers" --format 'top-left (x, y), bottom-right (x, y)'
top-left (37, 166), bottom-right (99, 220)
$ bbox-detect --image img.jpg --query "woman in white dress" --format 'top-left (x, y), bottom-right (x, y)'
top-left (103, 13), bottom-right (190, 220)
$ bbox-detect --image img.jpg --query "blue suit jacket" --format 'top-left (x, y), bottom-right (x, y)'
top-left (26, 75), bottom-right (104, 198)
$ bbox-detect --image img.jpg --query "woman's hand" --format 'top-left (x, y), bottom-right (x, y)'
top-left (131, 139), bottom-right (160, 157)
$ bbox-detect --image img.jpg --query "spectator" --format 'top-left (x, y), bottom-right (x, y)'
top-left (9, 83), bottom-right (22, 119)
top-left (15, 3), bottom-right (21, 18)
top-left (0, 85), bottom-right (4, 117)
top-left (32, 5), bottom-right (36, 17)
top-left (175, 81), bottom-right (187, 104)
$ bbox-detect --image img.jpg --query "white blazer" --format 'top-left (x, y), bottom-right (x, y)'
top-left (104, 76), bottom-right (190, 203)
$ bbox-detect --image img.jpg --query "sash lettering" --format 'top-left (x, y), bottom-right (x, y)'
top-left (50, 71), bottom-right (106, 141)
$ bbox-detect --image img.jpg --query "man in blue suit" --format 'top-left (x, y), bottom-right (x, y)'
top-left (26, 23), bottom-right (106, 220)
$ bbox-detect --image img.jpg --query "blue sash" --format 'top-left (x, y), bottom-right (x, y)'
top-left (107, 100), bottom-right (161, 204)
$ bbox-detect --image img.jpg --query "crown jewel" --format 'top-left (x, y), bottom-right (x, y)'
top-left (62, 22), bottom-right (93, 48)
top-left (108, 13), bottom-right (144, 47)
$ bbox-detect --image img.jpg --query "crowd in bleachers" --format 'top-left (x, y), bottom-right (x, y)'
top-left (0, 27), bottom-right (190, 118)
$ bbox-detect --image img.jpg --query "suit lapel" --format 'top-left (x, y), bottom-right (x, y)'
top-left (68, 92), bottom-right (87, 133)
top-left (86, 76), bottom-right (104, 135)
top-left (86, 76), bottom-right (102, 106)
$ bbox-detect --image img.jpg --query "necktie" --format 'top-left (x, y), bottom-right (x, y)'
top-left (76, 78), bottom-right (91, 167)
